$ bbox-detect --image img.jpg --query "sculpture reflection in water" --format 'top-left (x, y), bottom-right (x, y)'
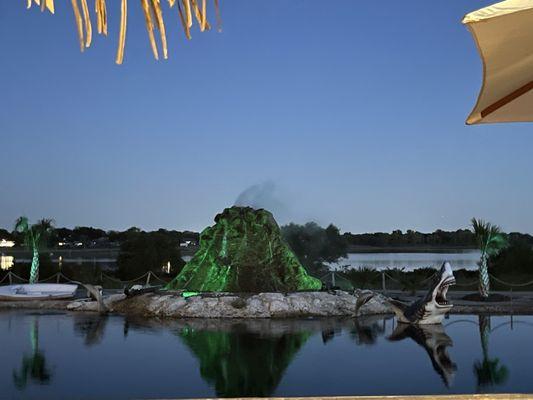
top-left (115, 315), bottom-right (509, 396)
top-left (474, 315), bottom-right (508, 391)
top-left (388, 323), bottom-right (457, 387)
top-left (73, 314), bottom-right (109, 346)
top-left (349, 315), bottom-right (391, 346)
top-left (12, 319), bottom-right (52, 389)
top-left (176, 320), bottom-right (311, 398)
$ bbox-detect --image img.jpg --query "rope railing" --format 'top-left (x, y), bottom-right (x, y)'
top-left (418, 272), bottom-right (437, 284)
top-left (101, 272), bottom-right (129, 283)
top-left (329, 264), bottom-right (533, 292)
top-left (6, 267), bottom-right (533, 291)
top-left (102, 271), bottom-right (170, 285)
top-left (490, 320), bottom-right (533, 332)
top-left (382, 272), bottom-right (404, 285)
top-left (149, 273), bottom-right (169, 284)
top-left (318, 272), bottom-right (332, 281)
top-left (444, 319), bottom-right (479, 328)
top-left (0, 270), bottom-right (171, 287)
top-left (327, 268), bottom-right (484, 293)
top-left (347, 270), bottom-right (533, 292)
top-left (444, 318), bottom-right (533, 332)
top-left (319, 271), bottom-right (358, 288)
top-left (337, 268), bottom-right (533, 291)
top-left (321, 270), bottom-right (437, 292)
top-left (58, 272), bottom-right (81, 284)
top-left (0, 273), bottom-right (10, 285)
top-left (490, 274), bottom-right (533, 288)
top-left (334, 271), bottom-right (355, 283)
top-left (38, 272), bottom-right (61, 283)
top-left (453, 279), bottom-right (479, 287)
top-left (8, 271), bottom-right (29, 283)
top-left (382, 271), bottom-right (433, 286)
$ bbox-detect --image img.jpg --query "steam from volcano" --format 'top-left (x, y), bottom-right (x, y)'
top-left (234, 181), bottom-right (290, 223)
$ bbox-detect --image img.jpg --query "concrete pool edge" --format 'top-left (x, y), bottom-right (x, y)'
top-left (179, 396), bottom-right (530, 400)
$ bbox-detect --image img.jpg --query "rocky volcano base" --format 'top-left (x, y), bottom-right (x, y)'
top-left (66, 290), bottom-right (392, 318)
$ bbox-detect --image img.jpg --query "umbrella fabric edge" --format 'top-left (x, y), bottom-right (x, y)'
top-left (463, 23), bottom-right (486, 125)
top-left (463, 0), bottom-right (533, 24)
top-left (463, 1), bottom-right (533, 124)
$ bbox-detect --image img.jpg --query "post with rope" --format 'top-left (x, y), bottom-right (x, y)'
top-left (8, 271), bottom-right (12, 285)
top-left (381, 271), bottom-right (387, 294)
top-left (146, 271), bottom-right (152, 286)
top-left (60, 272), bottom-right (107, 315)
top-left (0, 272), bottom-right (11, 286)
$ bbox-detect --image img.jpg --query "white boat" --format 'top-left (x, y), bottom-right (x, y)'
top-left (0, 283), bottom-right (78, 301)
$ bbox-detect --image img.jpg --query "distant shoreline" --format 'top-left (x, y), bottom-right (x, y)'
top-left (0, 246), bottom-right (477, 260)
top-left (346, 245), bottom-right (479, 254)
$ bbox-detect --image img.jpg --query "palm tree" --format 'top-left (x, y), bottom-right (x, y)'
top-left (473, 315), bottom-right (508, 390)
top-left (14, 217), bottom-right (54, 284)
top-left (471, 218), bottom-right (508, 299)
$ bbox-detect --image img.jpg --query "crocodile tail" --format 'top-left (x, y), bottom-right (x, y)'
top-left (386, 298), bottom-right (409, 320)
top-left (354, 291), bottom-right (376, 315)
top-left (354, 291), bottom-right (410, 321)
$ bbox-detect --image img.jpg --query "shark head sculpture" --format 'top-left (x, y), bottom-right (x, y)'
top-left (391, 261), bottom-right (456, 324)
top-left (356, 262), bottom-right (456, 325)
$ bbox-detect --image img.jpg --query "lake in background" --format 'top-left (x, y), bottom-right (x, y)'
top-left (329, 250), bottom-right (481, 271)
top-left (2, 250), bottom-right (481, 273)
top-left (0, 310), bottom-right (530, 399)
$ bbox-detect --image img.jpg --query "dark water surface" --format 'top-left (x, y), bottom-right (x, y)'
top-left (1, 310), bottom-right (532, 399)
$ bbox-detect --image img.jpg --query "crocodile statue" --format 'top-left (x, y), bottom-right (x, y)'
top-left (356, 261), bottom-right (456, 325)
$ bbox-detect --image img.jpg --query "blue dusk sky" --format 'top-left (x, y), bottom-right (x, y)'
top-left (1, 1), bottom-right (532, 234)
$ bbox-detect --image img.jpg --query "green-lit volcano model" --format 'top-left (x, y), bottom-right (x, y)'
top-left (166, 206), bottom-right (321, 292)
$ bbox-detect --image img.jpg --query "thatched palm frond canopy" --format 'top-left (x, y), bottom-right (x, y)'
top-left (27, 0), bottom-right (222, 64)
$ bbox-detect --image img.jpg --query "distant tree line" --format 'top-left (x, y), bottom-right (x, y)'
top-left (343, 229), bottom-right (533, 249)
top-left (115, 228), bottom-right (186, 279)
top-left (0, 222), bottom-right (196, 283)
top-left (0, 225), bottom-right (199, 249)
top-left (3, 223), bottom-right (533, 251)
top-left (491, 234), bottom-right (533, 275)
top-left (281, 222), bottom-right (348, 277)
top-left (0, 228), bottom-right (13, 240)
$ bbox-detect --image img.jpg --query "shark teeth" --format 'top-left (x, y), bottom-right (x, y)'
top-left (435, 279), bottom-right (455, 307)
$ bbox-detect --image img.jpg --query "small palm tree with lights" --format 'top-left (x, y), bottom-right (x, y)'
top-left (471, 218), bottom-right (508, 299)
top-left (14, 217), bottom-right (54, 284)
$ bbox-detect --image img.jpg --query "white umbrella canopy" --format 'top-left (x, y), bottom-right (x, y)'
top-left (463, 0), bottom-right (533, 124)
